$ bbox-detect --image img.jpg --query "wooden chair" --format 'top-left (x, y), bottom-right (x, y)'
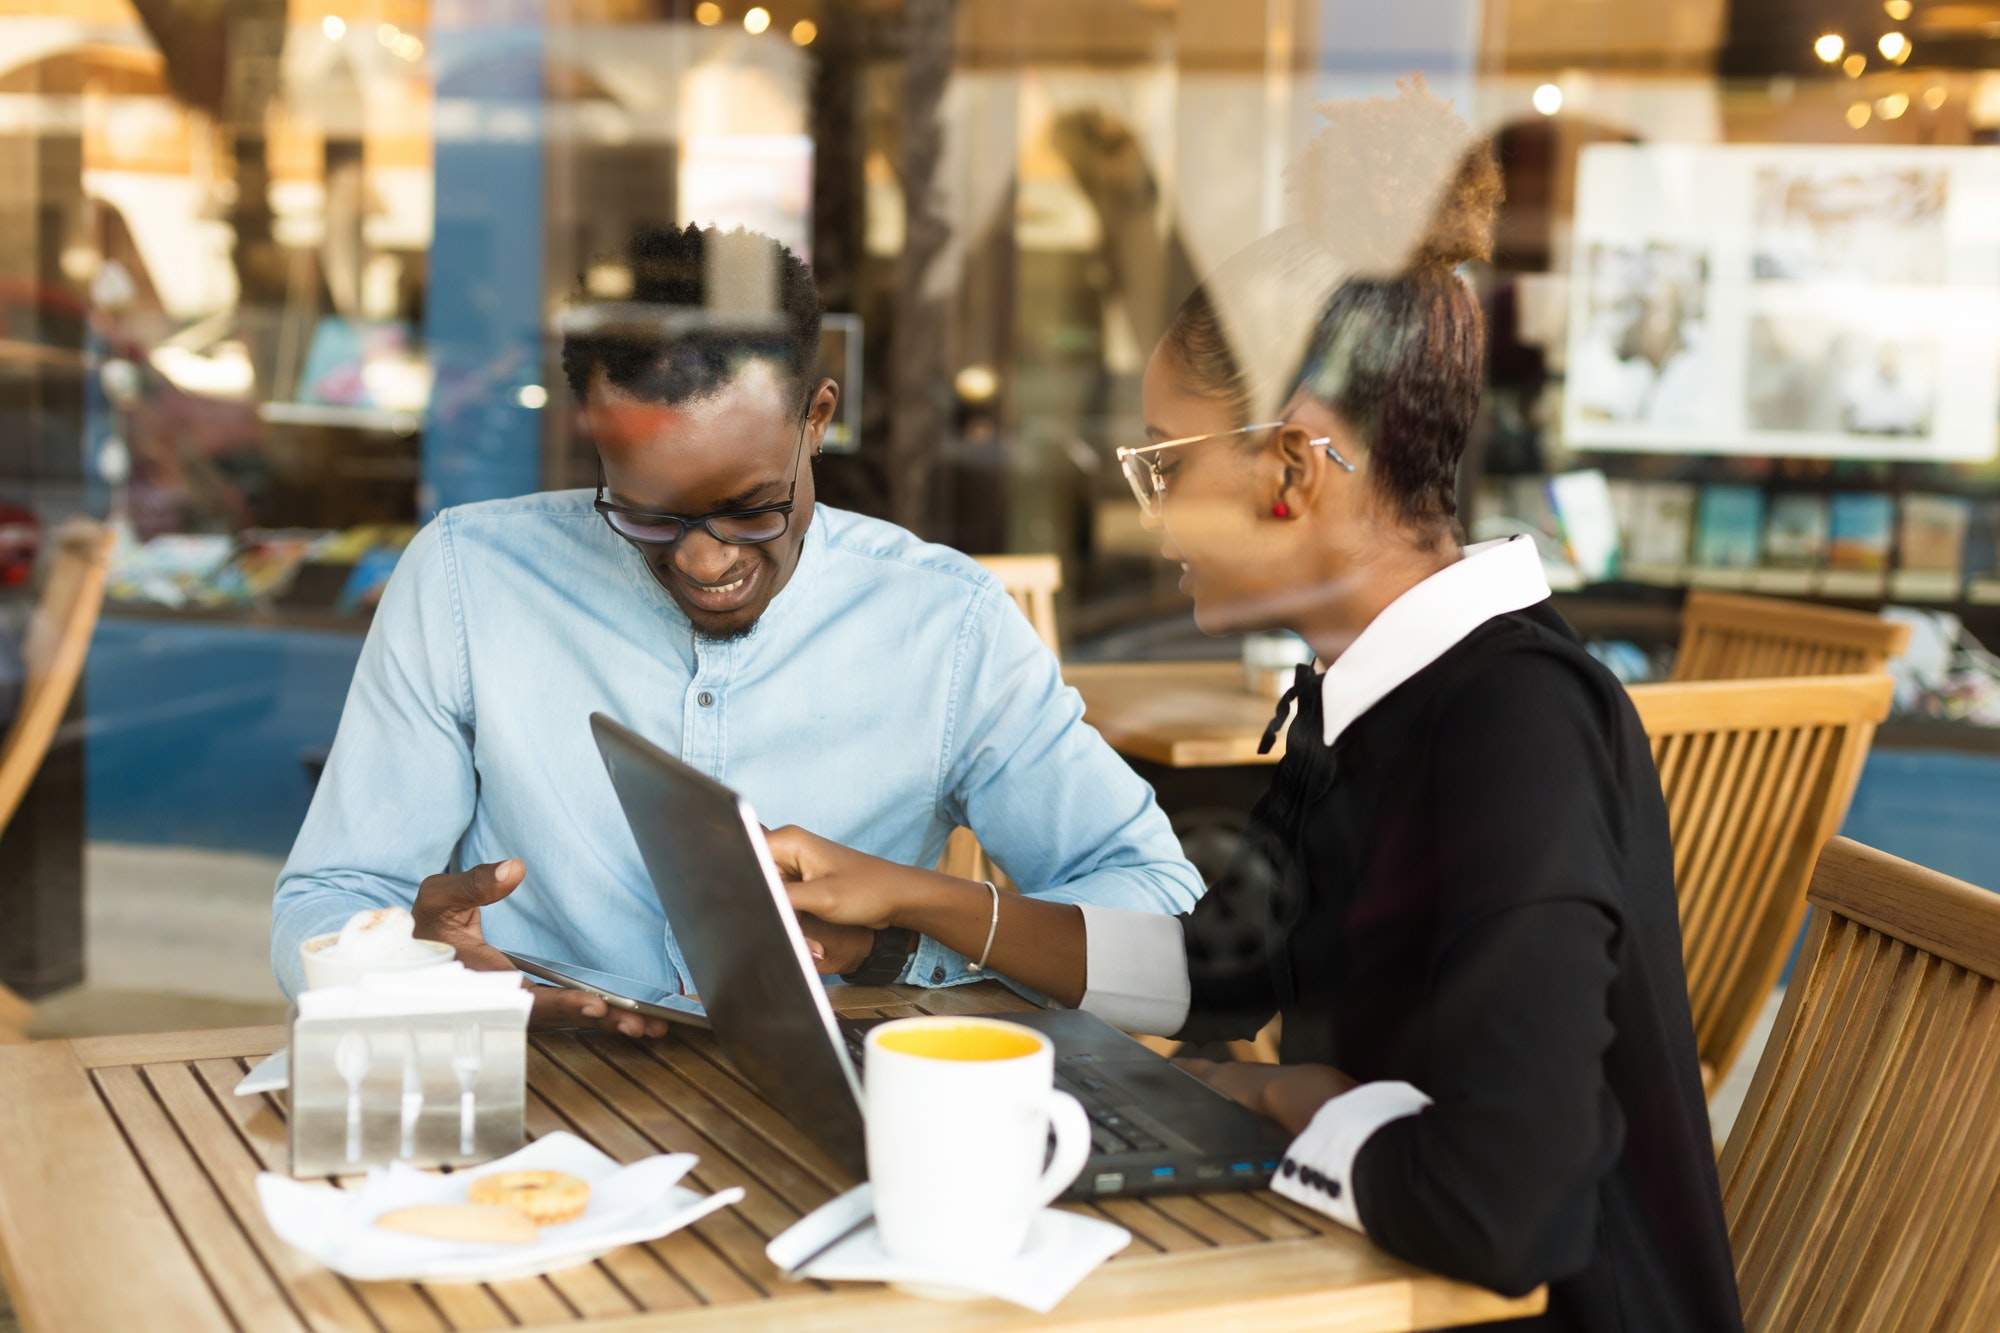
top-left (1673, 589), bottom-right (1911, 681)
top-left (973, 554), bottom-right (1062, 655)
top-left (1720, 838), bottom-right (2000, 1331)
top-left (1626, 673), bottom-right (1892, 1092)
top-left (0, 519), bottom-right (116, 1042)
top-left (935, 556), bottom-right (1065, 889)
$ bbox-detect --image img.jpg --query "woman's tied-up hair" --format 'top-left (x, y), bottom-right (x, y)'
top-left (1160, 79), bottom-right (1503, 539)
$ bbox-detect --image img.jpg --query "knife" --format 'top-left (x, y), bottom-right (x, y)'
top-left (766, 1183), bottom-right (874, 1277)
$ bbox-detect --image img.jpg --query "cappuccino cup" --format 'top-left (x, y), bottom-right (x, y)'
top-left (300, 907), bottom-right (454, 990)
top-left (864, 1016), bottom-right (1091, 1270)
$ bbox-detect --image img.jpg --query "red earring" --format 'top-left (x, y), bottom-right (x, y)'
top-left (1271, 501), bottom-right (1290, 519)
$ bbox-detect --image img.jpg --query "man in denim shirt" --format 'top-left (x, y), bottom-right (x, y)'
top-left (272, 224), bottom-right (1202, 1030)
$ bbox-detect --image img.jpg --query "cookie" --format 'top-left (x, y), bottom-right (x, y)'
top-left (375, 1202), bottom-right (539, 1245)
top-left (467, 1169), bottom-right (591, 1226)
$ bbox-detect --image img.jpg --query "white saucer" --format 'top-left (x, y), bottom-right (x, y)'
top-left (768, 1187), bottom-right (1130, 1314)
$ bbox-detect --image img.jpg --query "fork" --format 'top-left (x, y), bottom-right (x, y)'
top-left (451, 1024), bottom-right (481, 1156)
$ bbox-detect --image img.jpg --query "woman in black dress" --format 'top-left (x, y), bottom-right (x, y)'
top-left (770, 89), bottom-right (1743, 1333)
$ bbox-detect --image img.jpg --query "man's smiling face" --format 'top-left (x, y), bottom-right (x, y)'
top-left (588, 360), bottom-right (836, 639)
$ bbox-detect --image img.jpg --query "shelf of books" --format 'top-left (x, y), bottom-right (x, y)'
top-left (1481, 476), bottom-right (2000, 609)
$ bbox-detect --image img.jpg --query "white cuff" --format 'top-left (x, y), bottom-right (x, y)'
top-left (1271, 1080), bottom-right (1432, 1232)
top-left (1076, 904), bottom-right (1190, 1036)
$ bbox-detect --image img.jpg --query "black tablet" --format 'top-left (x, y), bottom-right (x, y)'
top-left (498, 950), bottom-right (711, 1029)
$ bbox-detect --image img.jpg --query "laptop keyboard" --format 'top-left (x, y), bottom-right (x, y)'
top-left (1055, 1066), bottom-right (1167, 1154)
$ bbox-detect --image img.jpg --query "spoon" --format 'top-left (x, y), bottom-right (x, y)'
top-left (335, 1032), bottom-right (371, 1164)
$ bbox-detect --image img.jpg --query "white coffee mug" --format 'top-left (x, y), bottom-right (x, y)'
top-left (864, 1015), bottom-right (1092, 1269)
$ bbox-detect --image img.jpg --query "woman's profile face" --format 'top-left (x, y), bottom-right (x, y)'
top-left (1138, 344), bottom-right (1297, 636)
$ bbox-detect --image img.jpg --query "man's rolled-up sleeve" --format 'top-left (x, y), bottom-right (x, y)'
top-left (270, 519), bottom-right (479, 997)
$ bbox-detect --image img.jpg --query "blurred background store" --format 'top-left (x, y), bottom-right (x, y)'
top-left (1, 0), bottom-right (1998, 1035)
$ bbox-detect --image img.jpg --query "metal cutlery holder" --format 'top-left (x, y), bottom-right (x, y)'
top-left (289, 1009), bottom-right (528, 1177)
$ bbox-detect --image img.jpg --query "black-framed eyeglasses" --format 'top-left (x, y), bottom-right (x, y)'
top-left (594, 417), bottom-right (811, 547)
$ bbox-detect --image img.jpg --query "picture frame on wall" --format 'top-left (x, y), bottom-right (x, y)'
top-left (1563, 143), bottom-right (2000, 463)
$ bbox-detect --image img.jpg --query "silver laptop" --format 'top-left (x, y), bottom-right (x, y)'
top-left (591, 712), bottom-right (1289, 1197)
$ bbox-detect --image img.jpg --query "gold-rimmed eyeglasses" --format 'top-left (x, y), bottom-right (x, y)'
top-left (1115, 420), bottom-right (1355, 518)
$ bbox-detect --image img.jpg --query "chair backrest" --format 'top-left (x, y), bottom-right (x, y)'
top-left (1626, 672), bottom-right (1892, 1088)
top-left (974, 554), bottom-right (1062, 655)
top-left (1673, 589), bottom-right (1911, 681)
top-left (1720, 838), bottom-right (2000, 1332)
top-left (0, 519), bottom-right (114, 835)
top-left (939, 557), bottom-right (1062, 888)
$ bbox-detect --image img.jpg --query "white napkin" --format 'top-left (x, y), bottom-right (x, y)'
top-left (258, 1131), bottom-right (744, 1283)
top-left (235, 1047), bottom-right (289, 1095)
top-left (766, 1184), bottom-right (1130, 1313)
top-left (295, 963), bottom-right (533, 1020)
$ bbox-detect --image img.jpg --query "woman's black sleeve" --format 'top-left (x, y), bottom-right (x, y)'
top-left (1348, 652), bottom-right (1628, 1297)
top-left (1174, 798), bottom-right (1287, 1045)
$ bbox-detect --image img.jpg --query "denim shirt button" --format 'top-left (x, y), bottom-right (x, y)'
top-left (930, 964), bottom-right (946, 985)
top-left (697, 691), bottom-right (714, 707)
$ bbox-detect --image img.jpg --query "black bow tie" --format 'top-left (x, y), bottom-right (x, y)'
top-left (1257, 662), bottom-right (1321, 756)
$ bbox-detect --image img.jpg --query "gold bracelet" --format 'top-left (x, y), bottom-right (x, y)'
top-left (966, 880), bottom-right (1000, 973)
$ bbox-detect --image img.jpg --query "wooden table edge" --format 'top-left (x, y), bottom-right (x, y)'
top-left (496, 1241), bottom-right (1545, 1333)
top-left (71, 1023), bottom-right (290, 1069)
top-left (0, 1039), bottom-right (237, 1333)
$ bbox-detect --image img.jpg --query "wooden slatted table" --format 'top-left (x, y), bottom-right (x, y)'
top-left (1065, 661), bottom-right (1287, 768)
top-left (0, 983), bottom-right (1542, 1332)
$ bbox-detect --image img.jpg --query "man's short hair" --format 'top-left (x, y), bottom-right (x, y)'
top-left (560, 223), bottom-right (823, 412)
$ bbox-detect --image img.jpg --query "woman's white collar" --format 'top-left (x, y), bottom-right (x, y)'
top-left (1316, 535), bottom-right (1552, 747)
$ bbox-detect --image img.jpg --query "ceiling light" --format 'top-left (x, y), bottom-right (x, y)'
top-left (1846, 101), bottom-right (1873, 128)
top-left (322, 15), bottom-right (345, 39)
top-left (1532, 83), bottom-right (1563, 116)
top-left (394, 34), bottom-right (424, 60)
top-left (1879, 31), bottom-right (1910, 62)
top-left (743, 5), bottom-right (770, 33)
top-left (1844, 52), bottom-right (1868, 77)
top-left (694, 2), bottom-right (721, 24)
top-left (1923, 85), bottom-right (1948, 108)
top-left (377, 22), bottom-right (398, 45)
top-left (1815, 33), bottom-right (1846, 62)
top-left (791, 18), bottom-right (818, 44)
top-left (1877, 92), bottom-right (1910, 118)
top-left (516, 385), bottom-right (548, 410)
top-left (954, 365), bottom-right (999, 403)
top-left (1884, 0), bottom-right (1912, 18)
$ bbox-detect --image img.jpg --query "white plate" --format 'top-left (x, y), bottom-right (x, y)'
top-left (258, 1132), bottom-right (744, 1283)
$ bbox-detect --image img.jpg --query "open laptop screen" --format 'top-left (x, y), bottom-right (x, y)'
top-left (591, 713), bottom-right (868, 1176)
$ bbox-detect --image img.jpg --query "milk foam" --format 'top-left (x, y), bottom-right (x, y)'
top-left (328, 906), bottom-right (433, 962)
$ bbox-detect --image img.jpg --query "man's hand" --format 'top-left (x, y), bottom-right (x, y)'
top-left (1174, 1058), bottom-right (1357, 1135)
top-left (412, 859), bottom-right (670, 1040)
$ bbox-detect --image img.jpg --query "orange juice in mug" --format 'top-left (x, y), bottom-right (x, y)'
top-left (863, 1016), bottom-right (1091, 1270)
